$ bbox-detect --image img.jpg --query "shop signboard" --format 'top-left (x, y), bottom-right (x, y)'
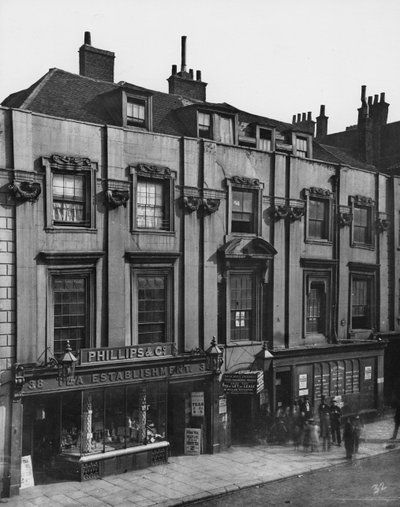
top-left (222, 371), bottom-right (264, 394)
top-left (20, 455), bottom-right (34, 489)
top-left (191, 392), bottom-right (205, 416)
top-left (184, 428), bottom-right (202, 455)
top-left (80, 343), bottom-right (175, 365)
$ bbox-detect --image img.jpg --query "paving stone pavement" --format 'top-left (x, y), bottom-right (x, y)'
top-left (1, 414), bottom-right (398, 507)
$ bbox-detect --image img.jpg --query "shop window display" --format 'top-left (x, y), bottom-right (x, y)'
top-left (58, 384), bottom-right (167, 458)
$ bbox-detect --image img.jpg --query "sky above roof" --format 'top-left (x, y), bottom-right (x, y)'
top-left (1, 0), bottom-right (399, 134)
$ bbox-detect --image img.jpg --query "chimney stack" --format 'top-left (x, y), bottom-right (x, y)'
top-left (292, 111), bottom-right (315, 135)
top-left (168, 35), bottom-right (207, 101)
top-left (79, 31), bottom-right (115, 82)
top-left (316, 105), bottom-right (328, 138)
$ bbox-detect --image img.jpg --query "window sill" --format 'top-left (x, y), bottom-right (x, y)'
top-left (350, 243), bottom-right (375, 251)
top-left (45, 227), bottom-right (97, 234)
top-left (305, 239), bottom-right (333, 245)
top-left (60, 441), bottom-right (169, 464)
top-left (225, 340), bottom-right (262, 347)
top-left (131, 229), bottom-right (175, 236)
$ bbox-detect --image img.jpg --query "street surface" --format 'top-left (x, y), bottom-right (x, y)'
top-left (193, 450), bottom-right (400, 506)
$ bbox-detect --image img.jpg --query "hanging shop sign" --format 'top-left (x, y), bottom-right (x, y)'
top-left (222, 371), bottom-right (264, 394)
top-left (16, 361), bottom-right (207, 396)
top-left (184, 428), bottom-right (202, 455)
top-left (80, 343), bottom-right (175, 365)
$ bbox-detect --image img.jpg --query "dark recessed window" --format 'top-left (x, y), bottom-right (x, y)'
top-left (351, 276), bottom-right (371, 329)
top-left (259, 128), bottom-right (272, 151)
top-left (306, 281), bottom-right (326, 334)
top-left (198, 112), bottom-right (212, 139)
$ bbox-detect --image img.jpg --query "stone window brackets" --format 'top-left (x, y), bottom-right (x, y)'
top-left (9, 180), bottom-right (41, 202)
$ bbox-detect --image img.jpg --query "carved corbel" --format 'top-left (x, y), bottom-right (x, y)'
top-left (289, 206), bottom-right (305, 221)
top-left (9, 181), bottom-right (41, 202)
top-left (182, 196), bottom-right (202, 213)
top-left (273, 204), bottom-right (290, 221)
top-left (104, 189), bottom-right (130, 209)
top-left (201, 198), bottom-right (220, 215)
top-left (376, 216), bottom-right (389, 233)
top-left (338, 212), bottom-right (353, 227)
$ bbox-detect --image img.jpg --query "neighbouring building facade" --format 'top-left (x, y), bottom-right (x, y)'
top-left (1, 33), bottom-right (398, 496)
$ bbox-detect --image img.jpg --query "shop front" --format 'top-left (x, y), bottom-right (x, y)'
top-left (10, 344), bottom-right (213, 491)
top-left (270, 341), bottom-right (386, 417)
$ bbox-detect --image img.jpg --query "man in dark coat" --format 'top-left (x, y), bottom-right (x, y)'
top-left (343, 417), bottom-right (354, 459)
top-left (330, 399), bottom-right (342, 446)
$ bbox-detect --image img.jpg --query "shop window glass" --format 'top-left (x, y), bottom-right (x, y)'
top-left (61, 391), bottom-right (82, 455)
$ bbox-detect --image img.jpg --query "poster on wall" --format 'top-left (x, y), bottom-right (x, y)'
top-left (219, 396), bottom-right (227, 414)
top-left (20, 455), bottom-right (34, 489)
top-left (365, 366), bottom-right (372, 380)
top-left (191, 392), bottom-right (205, 416)
top-left (184, 428), bottom-right (202, 455)
top-left (299, 373), bottom-right (308, 389)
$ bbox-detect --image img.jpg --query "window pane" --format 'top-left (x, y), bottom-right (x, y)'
top-left (52, 173), bottom-right (87, 225)
top-left (53, 276), bottom-right (87, 355)
top-left (353, 206), bottom-right (371, 244)
top-left (232, 190), bottom-right (255, 233)
top-left (127, 99), bottom-right (146, 125)
top-left (230, 274), bottom-right (253, 341)
top-left (137, 180), bottom-right (167, 230)
top-left (308, 198), bottom-right (328, 239)
top-left (352, 277), bottom-right (371, 329)
top-left (138, 275), bottom-right (167, 344)
top-left (219, 115), bottom-right (234, 144)
top-left (306, 283), bottom-right (325, 334)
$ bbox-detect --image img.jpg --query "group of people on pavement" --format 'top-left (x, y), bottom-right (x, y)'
top-left (257, 395), bottom-right (365, 459)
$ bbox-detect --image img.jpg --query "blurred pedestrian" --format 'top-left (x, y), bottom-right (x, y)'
top-left (309, 419), bottom-right (320, 452)
top-left (302, 419), bottom-right (311, 452)
top-left (389, 406), bottom-right (400, 440)
top-left (343, 417), bottom-right (355, 459)
top-left (330, 399), bottom-right (342, 446)
top-left (353, 415), bottom-right (363, 453)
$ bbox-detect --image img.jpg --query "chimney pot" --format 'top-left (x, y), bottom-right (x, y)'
top-left (84, 31), bottom-right (91, 45)
top-left (380, 92), bottom-right (385, 103)
top-left (302, 112), bottom-right (306, 122)
top-left (297, 113), bottom-right (301, 122)
top-left (292, 114), bottom-right (296, 123)
top-left (189, 69), bottom-right (194, 79)
top-left (368, 96), bottom-right (373, 106)
top-left (374, 94), bottom-right (379, 104)
top-left (196, 70), bottom-right (201, 81)
top-left (307, 111), bottom-right (312, 121)
top-left (361, 85), bottom-right (367, 103)
top-left (320, 105), bottom-right (326, 116)
top-left (181, 35), bottom-right (187, 73)
top-left (172, 64), bottom-right (177, 75)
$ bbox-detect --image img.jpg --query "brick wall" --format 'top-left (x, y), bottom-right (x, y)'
top-left (0, 184), bottom-right (15, 375)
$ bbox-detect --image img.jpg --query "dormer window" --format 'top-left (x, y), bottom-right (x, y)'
top-left (296, 136), bottom-right (308, 158)
top-left (127, 98), bottom-right (146, 127)
top-left (125, 94), bottom-right (152, 130)
top-left (257, 127), bottom-right (273, 151)
top-left (198, 112), bottom-right (212, 139)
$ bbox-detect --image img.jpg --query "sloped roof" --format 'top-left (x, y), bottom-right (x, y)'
top-left (314, 143), bottom-right (376, 171)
